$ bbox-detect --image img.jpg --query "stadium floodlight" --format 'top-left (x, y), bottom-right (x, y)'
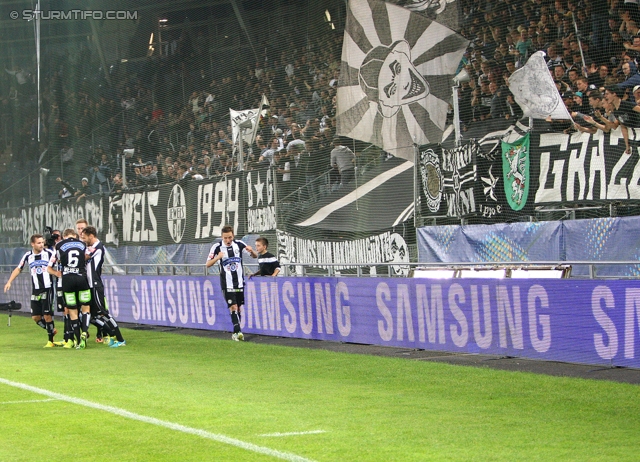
top-left (324, 9), bottom-right (335, 29)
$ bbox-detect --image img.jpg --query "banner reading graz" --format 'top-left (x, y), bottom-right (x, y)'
top-left (531, 128), bottom-right (640, 203)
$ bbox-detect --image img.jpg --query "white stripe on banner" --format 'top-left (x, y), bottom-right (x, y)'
top-left (0, 377), bottom-right (314, 462)
top-left (393, 202), bottom-right (415, 227)
top-left (295, 161), bottom-right (414, 227)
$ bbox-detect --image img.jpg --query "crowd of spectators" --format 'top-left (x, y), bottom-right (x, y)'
top-left (456, 0), bottom-right (640, 140)
top-left (2, 0), bottom-right (640, 205)
top-left (0, 22), bottom-right (352, 203)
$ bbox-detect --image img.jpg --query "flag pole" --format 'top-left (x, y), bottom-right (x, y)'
top-left (571, 12), bottom-right (588, 77)
top-left (413, 143), bottom-right (418, 229)
top-left (452, 84), bottom-right (461, 146)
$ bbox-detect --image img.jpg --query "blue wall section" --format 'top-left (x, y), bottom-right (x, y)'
top-left (418, 217), bottom-right (640, 276)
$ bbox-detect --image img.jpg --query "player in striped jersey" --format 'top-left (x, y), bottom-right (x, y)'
top-left (81, 226), bottom-right (126, 347)
top-left (4, 234), bottom-right (60, 347)
top-left (206, 225), bottom-right (257, 341)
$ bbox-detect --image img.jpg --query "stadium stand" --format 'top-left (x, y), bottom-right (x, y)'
top-left (0, 0), bottom-right (636, 261)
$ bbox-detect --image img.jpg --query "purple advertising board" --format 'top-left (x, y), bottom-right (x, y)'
top-left (102, 275), bottom-right (640, 369)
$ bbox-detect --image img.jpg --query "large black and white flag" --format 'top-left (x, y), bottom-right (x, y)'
top-left (387, 0), bottom-right (461, 33)
top-left (336, 0), bottom-right (468, 161)
top-left (508, 51), bottom-right (572, 120)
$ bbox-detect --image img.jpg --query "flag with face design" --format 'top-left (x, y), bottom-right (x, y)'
top-left (336, 0), bottom-right (468, 161)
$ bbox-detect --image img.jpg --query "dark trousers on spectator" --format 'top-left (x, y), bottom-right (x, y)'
top-left (340, 167), bottom-right (355, 185)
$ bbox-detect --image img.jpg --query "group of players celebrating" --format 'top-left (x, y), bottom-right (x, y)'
top-left (4, 219), bottom-right (125, 349)
top-left (5, 221), bottom-right (281, 346)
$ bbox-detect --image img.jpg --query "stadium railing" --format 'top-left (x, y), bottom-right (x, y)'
top-left (0, 262), bottom-right (634, 279)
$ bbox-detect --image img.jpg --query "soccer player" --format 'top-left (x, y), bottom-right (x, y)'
top-left (206, 225), bottom-right (257, 341)
top-left (48, 230), bottom-right (73, 347)
top-left (74, 218), bottom-right (101, 341)
top-left (4, 234), bottom-right (59, 347)
top-left (47, 229), bottom-right (92, 349)
top-left (249, 237), bottom-right (281, 278)
top-left (76, 218), bottom-right (99, 341)
top-left (81, 226), bottom-right (126, 348)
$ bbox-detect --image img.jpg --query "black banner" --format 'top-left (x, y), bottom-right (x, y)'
top-left (245, 168), bottom-right (277, 234)
top-left (531, 130), bottom-right (640, 204)
top-left (106, 172), bottom-right (246, 246)
top-left (6, 127), bottom-right (640, 246)
top-left (419, 127), bottom-right (639, 223)
top-left (419, 143), bottom-right (478, 218)
top-left (276, 226), bottom-right (415, 277)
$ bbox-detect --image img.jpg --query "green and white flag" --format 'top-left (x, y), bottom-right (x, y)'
top-left (502, 133), bottom-right (530, 211)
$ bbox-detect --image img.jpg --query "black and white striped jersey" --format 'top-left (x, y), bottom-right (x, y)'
top-left (18, 249), bottom-right (54, 291)
top-left (208, 240), bottom-right (249, 291)
top-left (85, 239), bottom-right (105, 287)
top-left (47, 246), bottom-right (63, 289)
top-left (49, 238), bottom-right (87, 277)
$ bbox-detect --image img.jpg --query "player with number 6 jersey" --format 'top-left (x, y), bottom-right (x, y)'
top-left (48, 229), bottom-right (92, 349)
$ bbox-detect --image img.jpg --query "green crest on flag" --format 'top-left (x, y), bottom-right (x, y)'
top-left (502, 133), bottom-right (530, 211)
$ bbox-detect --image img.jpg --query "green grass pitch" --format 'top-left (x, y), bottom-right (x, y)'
top-left (0, 314), bottom-right (639, 461)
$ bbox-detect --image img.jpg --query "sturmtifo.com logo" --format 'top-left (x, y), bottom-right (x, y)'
top-left (11, 10), bottom-right (138, 20)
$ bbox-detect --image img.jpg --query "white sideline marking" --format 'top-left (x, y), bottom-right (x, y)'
top-left (0, 377), bottom-right (314, 462)
top-left (0, 399), bottom-right (58, 405)
top-left (259, 430), bottom-right (327, 437)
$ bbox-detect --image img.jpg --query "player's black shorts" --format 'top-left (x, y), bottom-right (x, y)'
top-left (224, 289), bottom-right (244, 309)
top-left (61, 274), bottom-right (91, 309)
top-left (30, 290), bottom-right (52, 316)
top-left (89, 284), bottom-right (107, 316)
